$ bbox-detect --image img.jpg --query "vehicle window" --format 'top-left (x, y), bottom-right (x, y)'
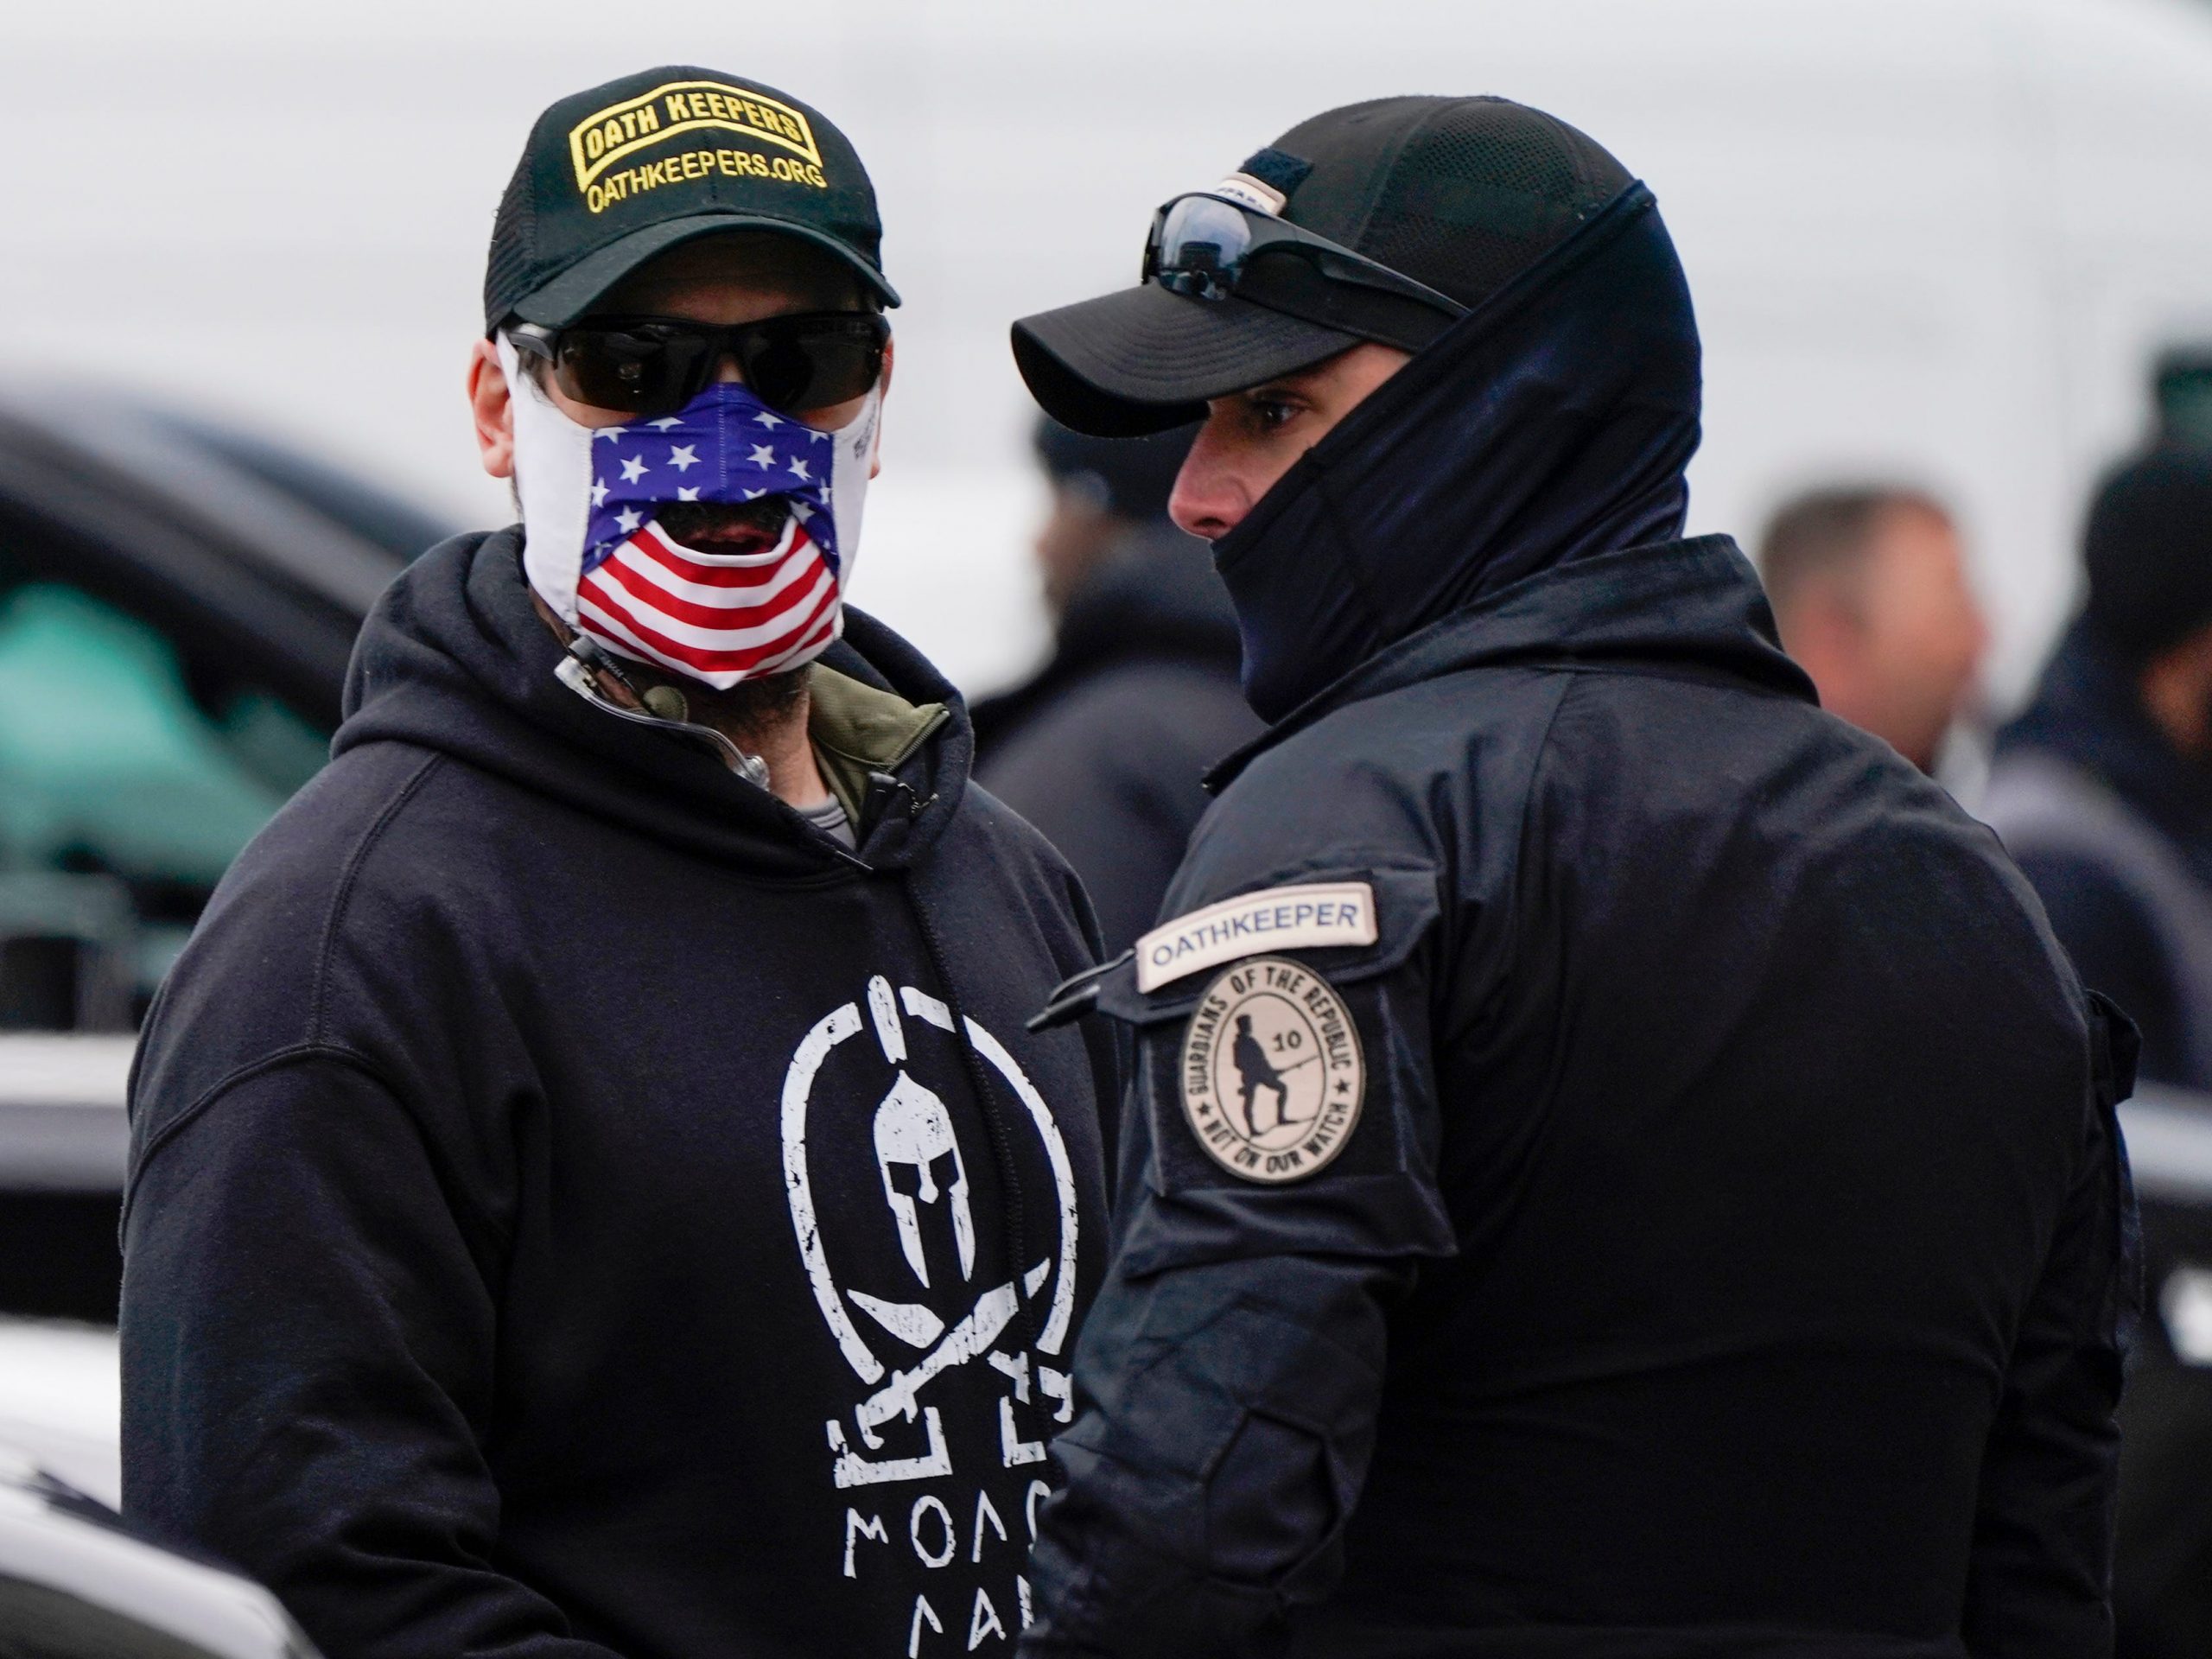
top-left (0, 582), bottom-right (327, 1027)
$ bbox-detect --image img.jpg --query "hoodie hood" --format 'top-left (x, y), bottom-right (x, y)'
top-left (335, 527), bottom-right (967, 877)
top-left (1213, 183), bottom-right (1702, 723)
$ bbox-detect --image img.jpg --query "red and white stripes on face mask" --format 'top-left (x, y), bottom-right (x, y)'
top-left (500, 334), bottom-right (882, 691)
top-left (574, 514), bottom-right (842, 684)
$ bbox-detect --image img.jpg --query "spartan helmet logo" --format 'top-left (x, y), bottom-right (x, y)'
top-left (784, 972), bottom-right (1085, 1489)
top-left (872, 1071), bottom-right (976, 1289)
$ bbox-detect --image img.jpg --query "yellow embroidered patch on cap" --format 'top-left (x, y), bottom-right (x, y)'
top-left (568, 80), bottom-right (826, 203)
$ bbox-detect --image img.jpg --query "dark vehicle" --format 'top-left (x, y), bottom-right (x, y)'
top-left (0, 387), bottom-right (449, 1033)
top-left (0, 1449), bottom-right (317, 1658)
top-left (0, 389), bottom-right (451, 1327)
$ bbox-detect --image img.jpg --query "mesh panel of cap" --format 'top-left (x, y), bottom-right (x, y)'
top-left (1363, 99), bottom-right (1633, 311)
top-left (484, 167), bottom-right (536, 329)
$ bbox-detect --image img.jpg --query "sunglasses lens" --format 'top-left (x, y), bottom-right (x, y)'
top-left (1152, 196), bottom-right (1254, 300)
top-left (741, 317), bottom-right (887, 415)
top-left (555, 325), bottom-right (709, 415)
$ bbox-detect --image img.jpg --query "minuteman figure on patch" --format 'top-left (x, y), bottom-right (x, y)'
top-left (1174, 957), bottom-right (1363, 1182)
top-left (1232, 1013), bottom-right (1298, 1135)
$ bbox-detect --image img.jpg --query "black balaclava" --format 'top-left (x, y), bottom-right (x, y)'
top-left (1213, 185), bottom-right (1702, 722)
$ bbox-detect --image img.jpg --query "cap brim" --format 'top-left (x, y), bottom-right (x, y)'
top-left (1011, 283), bottom-right (1359, 437)
top-left (506, 213), bottom-right (899, 329)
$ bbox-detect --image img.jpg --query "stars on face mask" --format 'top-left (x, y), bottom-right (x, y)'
top-left (576, 387), bottom-right (852, 575)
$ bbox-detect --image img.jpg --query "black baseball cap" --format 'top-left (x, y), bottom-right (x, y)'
top-left (1013, 95), bottom-right (1632, 435)
top-left (483, 66), bottom-right (898, 334)
top-left (2084, 445), bottom-right (2212, 666)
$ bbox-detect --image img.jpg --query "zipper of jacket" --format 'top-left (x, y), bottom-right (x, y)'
top-left (555, 639), bottom-right (874, 872)
top-left (554, 645), bottom-right (770, 782)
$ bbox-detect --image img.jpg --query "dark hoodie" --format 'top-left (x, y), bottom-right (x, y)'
top-left (1023, 190), bottom-right (2133, 1657)
top-left (120, 530), bottom-right (1114, 1659)
top-left (974, 525), bottom-right (1262, 956)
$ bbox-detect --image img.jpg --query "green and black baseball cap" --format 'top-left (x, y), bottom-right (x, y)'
top-left (483, 66), bottom-right (898, 334)
top-left (1013, 96), bottom-right (1631, 435)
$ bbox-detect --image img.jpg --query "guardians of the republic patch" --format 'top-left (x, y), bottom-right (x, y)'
top-left (1178, 956), bottom-right (1363, 1183)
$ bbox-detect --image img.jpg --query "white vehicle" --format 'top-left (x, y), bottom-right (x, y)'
top-left (0, 1451), bottom-right (316, 1659)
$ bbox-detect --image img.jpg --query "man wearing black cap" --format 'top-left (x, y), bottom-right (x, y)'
top-left (1013, 98), bottom-right (2136, 1656)
top-left (1987, 447), bottom-right (2212, 1093)
top-left (121, 68), bottom-right (1112, 1659)
top-left (973, 418), bottom-right (1259, 957)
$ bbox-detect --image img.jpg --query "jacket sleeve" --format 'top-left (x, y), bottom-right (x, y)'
top-left (1020, 947), bottom-right (1455, 1658)
top-left (121, 1052), bottom-right (626, 1659)
top-left (2011, 847), bottom-right (2188, 1086)
top-left (1961, 995), bottom-right (2141, 1658)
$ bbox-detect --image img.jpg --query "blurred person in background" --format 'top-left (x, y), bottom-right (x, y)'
top-left (1009, 94), bottom-right (2133, 1657)
top-left (1758, 486), bottom-right (1989, 775)
top-left (1984, 444), bottom-right (2212, 1659)
top-left (1986, 447), bottom-right (2212, 1092)
top-left (972, 417), bottom-right (1260, 955)
top-left (119, 67), bottom-right (1110, 1659)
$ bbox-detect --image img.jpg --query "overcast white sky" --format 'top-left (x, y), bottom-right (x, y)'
top-left (6, 0), bottom-right (2212, 693)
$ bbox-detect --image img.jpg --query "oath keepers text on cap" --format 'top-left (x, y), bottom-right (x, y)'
top-left (569, 79), bottom-right (828, 213)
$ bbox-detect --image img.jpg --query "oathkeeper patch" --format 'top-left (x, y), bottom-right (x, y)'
top-left (1179, 957), bottom-right (1364, 1183)
top-left (1136, 880), bottom-right (1376, 992)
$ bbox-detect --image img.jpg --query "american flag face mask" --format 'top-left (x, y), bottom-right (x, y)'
top-left (501, 334), bottom-right (881, 690)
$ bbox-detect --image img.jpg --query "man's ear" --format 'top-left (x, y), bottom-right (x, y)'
top-left (1773, 584), bottom-right (1868, 702)
top-left (467, 338), bottom-right (516, 480)
top-left (869, 336), bottom-right (895, 480)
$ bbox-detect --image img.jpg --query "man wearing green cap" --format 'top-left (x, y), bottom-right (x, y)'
top-left (121, 67), bottom-right (1111, 1659)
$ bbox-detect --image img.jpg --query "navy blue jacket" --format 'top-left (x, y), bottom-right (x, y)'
top-left (1991, 621), bottom-right (2212, 1090)
top-left (1023, 185), bottom-right (2136, 1658)
top-left (122, 531), bottom-right (1113, 1659)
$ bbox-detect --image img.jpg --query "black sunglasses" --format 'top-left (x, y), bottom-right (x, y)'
top-left (1142, 192), bottom-right (1468, 352)
top-left (509, 310), bottom-right (889, 419)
